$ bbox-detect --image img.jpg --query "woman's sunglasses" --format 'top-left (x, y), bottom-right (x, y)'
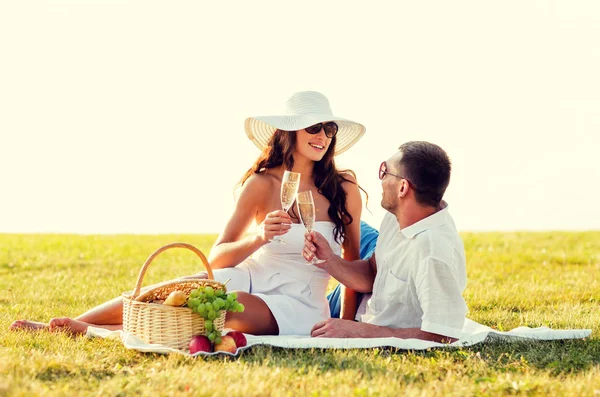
top-left (305, 122), bottom-right (338, 138)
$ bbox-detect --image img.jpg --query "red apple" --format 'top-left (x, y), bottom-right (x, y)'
top-left (189, 335), bottom-right (212, 354)
top-left (214, 335), bottom-right (237, 353)
top-left (226, 331), bottom-right (247, 348)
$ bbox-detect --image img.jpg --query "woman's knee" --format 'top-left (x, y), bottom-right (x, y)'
top-left (226, 291), bottom-right (278, 335)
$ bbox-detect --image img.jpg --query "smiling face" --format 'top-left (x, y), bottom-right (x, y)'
top-left (294, 124), bottom-right (333, 162)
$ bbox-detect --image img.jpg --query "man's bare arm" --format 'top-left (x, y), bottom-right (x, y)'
top-left (320, 256), bottom-right (375, 293)
top-left (362, 324), bottom-right (458, 343)
top-left (304, 231), bottom-right (375, 292)
top-left (311, 318), bottom-right (458, 343)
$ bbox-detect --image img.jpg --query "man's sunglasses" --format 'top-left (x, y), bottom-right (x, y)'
top-left (305, 122), bottom-right (338, 138)
top-left (378, 161), bottom-right (419, 191)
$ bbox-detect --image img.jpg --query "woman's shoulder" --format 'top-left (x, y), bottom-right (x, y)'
top-left (240, 170), bottom-right (279, 192)
top-left (338, 170), bottom-right (358, 184)
top-left (338, 170), bottom-right (362, 216)
top-left (235, 172), bottom-right (279, 209)
top-left (338, 170), bottom-right (359, 193)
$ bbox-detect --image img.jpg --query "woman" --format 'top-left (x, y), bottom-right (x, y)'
top-left (10, 91), bottom-right (365, 336)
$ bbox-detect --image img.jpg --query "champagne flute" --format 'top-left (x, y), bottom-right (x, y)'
top-left (273, 170), bottom-right (300, 243)
top-left (297, 191), bottom-right (315, 234)
top-left (297, 191), bottom-right (321, 265)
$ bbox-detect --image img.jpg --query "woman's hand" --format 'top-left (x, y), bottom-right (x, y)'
top-left (259, 210), bottom-right (292, 243)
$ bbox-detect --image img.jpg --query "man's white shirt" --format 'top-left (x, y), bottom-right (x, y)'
top-left (356, 203), bottom-right (468, 339)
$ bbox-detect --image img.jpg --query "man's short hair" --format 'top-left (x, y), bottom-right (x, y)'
top-left (396, 141), bottom-right (451, 207)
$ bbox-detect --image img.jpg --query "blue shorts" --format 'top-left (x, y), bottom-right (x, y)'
top-left (327, 220), bottom-right (379, 318)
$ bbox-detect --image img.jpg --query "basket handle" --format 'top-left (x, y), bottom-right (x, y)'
top-left (132, 243), bottom-right (214, 298)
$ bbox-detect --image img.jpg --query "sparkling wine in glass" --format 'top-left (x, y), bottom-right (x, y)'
top-left (297, 191), bottom-right (315, 233)
top-left (280, 173), bottom-right (300, 212)
top-left (273, 170), bottom-right (300, 243)
top-left (297, 190), bottom-right (321, 265)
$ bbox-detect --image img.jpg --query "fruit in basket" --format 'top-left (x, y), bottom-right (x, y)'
top-left (204, 286), bottom-right (215, 298)
top-left (204, 319), bottom-right (214, 332)
top-left (189, 335), bottom-right (212, 354)
top-left (185, 285), bottom-right (246, 351)
top-left (226, 331), bottom-right (247, 348)
top-left (214, 335), bottom-right (237, 353)
top-left (163, 290), bottom-right (187, 306)
top-left (186, 287), bottom-right (245, 318)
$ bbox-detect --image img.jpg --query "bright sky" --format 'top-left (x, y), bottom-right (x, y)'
top-left (1, 1), bottom-right (599, 234)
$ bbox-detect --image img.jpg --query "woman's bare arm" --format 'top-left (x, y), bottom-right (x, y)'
top-left (339, 175), bottom-right (362, 320)
top-left (208, 175), bottom-right (288, 269)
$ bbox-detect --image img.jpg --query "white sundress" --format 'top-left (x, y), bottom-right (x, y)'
top-left (211, 222), bottom-right (342, 335)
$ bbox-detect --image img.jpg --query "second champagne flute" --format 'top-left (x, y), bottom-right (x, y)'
top-left (297, 191), bottom-right (315, 234)
top-left (273, 170), bottom-right (300, 243)
top-left (297, 190), bottom-right (322, 265)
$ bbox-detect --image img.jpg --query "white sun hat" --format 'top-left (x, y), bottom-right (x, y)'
top-left (244, 91), bottom-right (366, 156)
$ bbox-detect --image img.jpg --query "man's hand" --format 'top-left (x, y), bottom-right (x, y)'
top-left (303, 231), bottom-right (337, 267)
top-left (311, 318), bottom-right (370, 338)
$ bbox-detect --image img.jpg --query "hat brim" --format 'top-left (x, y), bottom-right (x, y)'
top-left (245, 114), bottom-right (365, 156)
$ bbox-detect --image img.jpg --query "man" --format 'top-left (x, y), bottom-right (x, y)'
top-left (303, 141), bottom-right (467, 343)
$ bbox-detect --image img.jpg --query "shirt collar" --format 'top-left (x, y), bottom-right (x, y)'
top-left (400, 201), bottom-right (450, 239)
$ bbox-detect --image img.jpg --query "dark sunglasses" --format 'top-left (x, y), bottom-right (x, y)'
top-left (378, 161), bottom-right (419, 191)
top-left (305, 122), bottom-right (338, 138)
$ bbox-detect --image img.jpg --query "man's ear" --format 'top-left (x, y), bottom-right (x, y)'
top-left (397, 180), bottom-right (408, 198)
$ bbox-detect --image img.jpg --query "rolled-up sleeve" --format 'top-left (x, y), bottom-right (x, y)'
top-left (416, 257), bottom-right (467, 339)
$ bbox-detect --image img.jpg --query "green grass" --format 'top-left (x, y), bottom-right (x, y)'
top-left (1, 232), bottom-right (599, 396)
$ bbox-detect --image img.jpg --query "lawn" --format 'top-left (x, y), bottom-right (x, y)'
top-left (1, 232), bottom-right (599, 396)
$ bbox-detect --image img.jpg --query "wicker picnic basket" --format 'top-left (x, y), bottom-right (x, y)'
top-left (122, 243), bottom-right (227, 351)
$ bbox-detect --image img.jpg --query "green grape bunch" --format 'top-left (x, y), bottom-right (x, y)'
top-left (185, 285), bottom-right (245, 345)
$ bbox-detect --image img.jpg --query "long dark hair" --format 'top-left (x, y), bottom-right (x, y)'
top-left (240, 129), bottom-right (361, 244)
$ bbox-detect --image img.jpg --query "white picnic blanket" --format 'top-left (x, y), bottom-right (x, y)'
top-left (87, 319), bottom-right (591, 357)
